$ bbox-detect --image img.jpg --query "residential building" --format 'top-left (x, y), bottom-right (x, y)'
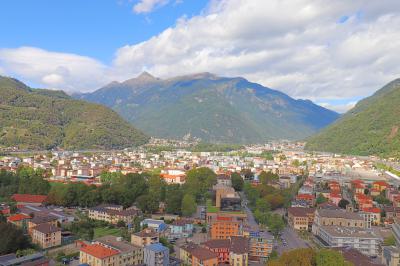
top-left (287, 207), bottom-right (315, 231)
top-left (31, 224), bottom-right (61, 249)
top-left (169, 219), bottom-right (193, 239)
top-left (190, 246), bottom-right (218, 266)
top-left (202, 239), bottom-right (230, 264)
top-left (210, 216), bottom-right (241, 239)
top-left (383, 246), bottom-right (400, 266)
top-left (140, 219), bottom-right (167, 233)
top-left (88, 205), bottom-right (140, 225)
top-left (143, 243), bottom-right (169, 266)
top-left (131, 228), bottom-right (159, 247)
top-left (11, 194), bottom-right (47, 207)
top-left (7, 214), bottom-right (31, 232)
top-left (95, 236), bottom-right (143, 266)
top-left (28, 216), bottom-right (58, 235)
top-left (316, 226), bottom-right (380, 256)
top-left (80, 243), bottom-right (120, 266)
top-left (229, 236), bottom-right (249, 266)
top-left (248, 235), bottom-right (273, 263)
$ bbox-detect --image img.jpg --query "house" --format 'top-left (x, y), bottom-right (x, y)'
top-left (7, 214), bottom-right (31, 232)
top-left (11, 194), bottom-right (47, 207)
top-left (361, 207), bottom-right (382, 226)
top-left (88, 205), bottom-right (140, 226)
top-left (296, 194), bottom-right (315, 206)
top-left (80, 243), bottom-right (120, 266)
top-left (140, 219), bottom-right (167, 233)
top-left (143, 243), bottom-right (169, 266)
top-left (131, 228), bottom-right (159, 247)
top-left (31, 224), bottom-right (61, 249)
top-left (28, 215), bottom-right (58, 235)
top-left (287, 207), bottom-right (315, 230)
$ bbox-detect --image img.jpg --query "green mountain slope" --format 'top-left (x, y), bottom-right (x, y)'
top-left (76, 72), bottom-right (339, 143)
top-left (0, 76), bottom-right (149, 150)
top-left (305, 79), bottom-right (400, 156)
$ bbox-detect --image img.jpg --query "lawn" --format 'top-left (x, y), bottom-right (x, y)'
top-left (93, 227), bottom-right (122, 238)
top-left (206, 199), bottom-right (218, 213)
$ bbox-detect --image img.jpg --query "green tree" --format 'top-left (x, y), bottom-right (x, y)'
top-left (267, 214), bottom-right (285, 237)
top-left (165, 184), bottom-right (183, 214)
top-left (316, 193), bottom-right (328, 205)
top-left (231, 172), bottom-right (244, 191)
top-left (338, 199), bottom-right (350, 209)
top-left (181, 194), bottom-right (197, 217)
top-left (184, 167), bottom-right (216, 202)
top-left (0, 222), bottom-right (32, 255)
top-left (316, 249), bottom-right (352, 266)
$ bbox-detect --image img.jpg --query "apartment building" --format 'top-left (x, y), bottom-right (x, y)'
top-left (317, 226), bottom-right (380, 256)
top-left (179, 243), bottom-right (218, 266)
top-left (31, 224), bottom-right (61, 249)
top-left (131, 228), bottom-right (159, 248)
top-left (96, 236), bottom-right (143, 266)
top-left (249, 235), bottom-right (273, 263)
top-left (88, 204), bottom-right (140, 225)
top-left (210, 216), bottom-right (241, 240)
top-left (80, 243), bottom-right (120, 266)
top-left (143, 243), bottom-right (169, 266)
top-left (229, 236), bottom-right (249, 266)
top-left (287, 207), bottom-right (315, 231)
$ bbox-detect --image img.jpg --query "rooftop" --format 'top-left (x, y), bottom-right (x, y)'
top-left (11, 194), bottom-right (47, 204)
top-left (145, 243), bottom-right (168, 253)
top-left (80, 244), bottom-right (120, 259)
top-left (317, 209), bottom-right (364, 221)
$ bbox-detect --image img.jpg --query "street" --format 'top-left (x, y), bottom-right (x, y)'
top-left (276, 227), bottom-right (309, 255)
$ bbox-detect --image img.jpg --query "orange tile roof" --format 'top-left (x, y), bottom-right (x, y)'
top-left (7, 213), bottom-right (31, 222)
top-left (373, 181), bottom-right (389, 186)
top-left (80, 244), bottom-right (120, 259)
top-left (11, 194), bottom-right (47, 203)
top-left (362, 207), bottom-right (381, 213)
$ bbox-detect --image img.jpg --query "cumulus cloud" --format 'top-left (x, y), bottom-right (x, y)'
top-left (1, 0), bottom-right (400, 107)
top-left (133, 0), bottom-right (169, 14)
top-left (0, 47), bottom-right (108, 92)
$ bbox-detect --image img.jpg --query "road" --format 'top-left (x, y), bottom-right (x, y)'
top-left (240, 192), bottom-right (309, 254)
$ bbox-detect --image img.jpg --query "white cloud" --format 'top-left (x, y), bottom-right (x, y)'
top-left (1, 0), bottom-right (400, 107)
top-left (0, 47), bottom-right (108, 92)
top-left (133, 0), bottom-right (169, 14)
top-left (318, 101), bottom-right (357, 113)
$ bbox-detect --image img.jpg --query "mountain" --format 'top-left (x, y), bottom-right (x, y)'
top-left (76, 72), bottom-right (339, 143)
top-left (306, 79), bottom-right (400, 156)
top-left (0, 76), bottom-right (149, 150)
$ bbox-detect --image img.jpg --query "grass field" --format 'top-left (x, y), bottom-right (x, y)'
top-left (93, 227), bottom-right (122, 238)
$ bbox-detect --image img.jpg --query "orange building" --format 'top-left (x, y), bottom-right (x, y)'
top-left (191, 247), bottom-right (218, 266)
top-left (373, 181), bottom-right (389, 192)
top-left (7, 214), bottom-right (31, 232)
top-left (210, 216), bottom-right (240, 240)
top-left (80, 244), bottom-right (120, 266)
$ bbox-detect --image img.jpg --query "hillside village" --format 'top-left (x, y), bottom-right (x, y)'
top-left (1, 140), bottom-right (400, 266)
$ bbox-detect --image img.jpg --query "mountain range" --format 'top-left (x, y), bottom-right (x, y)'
top-left (0, 76), bottom-right (149, 150)
top-left (76, 72), bottom-right (339, 143)
top-left (306, 79), bottom-right (400, 156)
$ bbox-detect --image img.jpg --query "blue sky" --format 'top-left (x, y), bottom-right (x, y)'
top-left (0, 0), bottom-right (208, 63)
top-left (1, 0), bottom-right (400, 113)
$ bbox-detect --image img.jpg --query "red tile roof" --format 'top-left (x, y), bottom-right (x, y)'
top-left (7, 213), bottom-right (31, 222)
top-left (11, 194), bottom-right (47, 204)
top-left (80, 244), bottom-right (120, 259)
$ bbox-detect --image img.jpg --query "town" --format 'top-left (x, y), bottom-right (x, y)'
top-left (0, 140), bottom-right (399, 266)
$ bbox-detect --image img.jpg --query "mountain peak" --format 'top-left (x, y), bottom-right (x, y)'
top-left (137, 71), bottom-right (158, 81)
top-left (123, 71), bottom-right (160, 86)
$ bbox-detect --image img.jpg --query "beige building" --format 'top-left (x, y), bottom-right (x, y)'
top-left (31, 224), bottom-right (61, 249)
top-left (312, 209), bottom-right (365, 235)
top-left (287, 207), bottom-right (315, 231)
top-left (80, 244), bottom-right (120, 266)
top-left (131, 228), bottom-right (159, 248)
top-left (88, 204), bottom-right (140, 225)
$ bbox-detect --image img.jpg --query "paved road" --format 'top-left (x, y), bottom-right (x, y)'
top-left (276, 227), bottom-right (309, 255)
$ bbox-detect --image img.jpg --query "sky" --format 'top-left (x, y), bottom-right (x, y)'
top-left (1, 0), bottom-right (400, 113)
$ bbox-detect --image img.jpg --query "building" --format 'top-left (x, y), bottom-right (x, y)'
top-left (143, 243), bottom-right (169, 266)
top-left (7, 214), bottom-right (31, 232)
top-left (179, 243), bottom-right (218, 266)
top-left (169, 219), bottom-right (193, 239)
top-left (334, 247), bottom-right (384, 266)
top-left (210, 216), bottom-right (241, 239)
top-left (249, 235), bottom-right (273, 263)
top-left (312, 209), bottom-right (366, 235)
top-left (11, 194), bottom-right (47, 207)
top-left (296, 194), bottom-right (315, 206)
top-left (383, 246), bottom-right (400, 266)
top-left (131, 228), bottom-right (159, 248)
top-left (31, 224), bottom-right (62, 249)
top-left (202, 239), bottom-right (230, 264)
top-left (316, 226), bottom-right (380, 256)
top-left (140, 219), bottom-right (167, 233)
top-left (373, 181), bottom-right (389, 192)
top-left (96, 236), bottom-right (143, 266)
top-left (229, 236), bottom-right (249, 266)
top-left (28, 216), bottom-right (58, 235)
top-left (88, 205), bottom-right (140, 226)
top-left (287, 207), bottom-right (315, 231)
top-left (80, 243), bottom-right (120, 266)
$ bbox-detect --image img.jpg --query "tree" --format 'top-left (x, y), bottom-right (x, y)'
top-left (316, 193), bottom-right (328, 205)
top-left (383, 235), bottom-right (396, 246)
top-left (338, 199), bottom-right (350, 209)
top-left (181, 194), bottom-right (197, 217)
top-left (316, 249), bottom-right (352, 266)
top-left (241, 169), bottom-right (254, 180)
top-left (267, 214), bottom-right (285, 237)
top-left (116, 220), bottom-right (126, 228)
top-left (0, 223), bottom-right (32, 255)
top-left (184, 167), bottom-right (216, 202)
top-left (258, 171), bottom-right (278, 185)
top-left (231, 173), bottom-right (244, 191)
top-left (364, 188), bottom-right (369, 195)
top-left (165, 184), bottom-right (183, 214)
top-left (268, 248), bottom-right (315, 266)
